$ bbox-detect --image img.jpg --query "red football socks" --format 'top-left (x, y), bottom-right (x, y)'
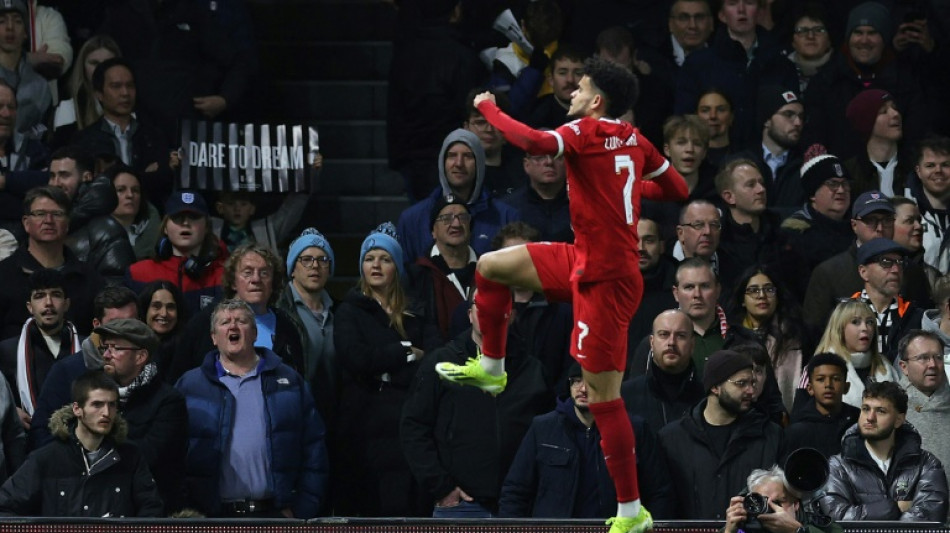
top-left (474, 270), bottom-right (511, 359)
top-left (589, 398), bottom-right (640, 502)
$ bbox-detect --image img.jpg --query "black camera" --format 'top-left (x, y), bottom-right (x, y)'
top-left (743, 492), bottom-right (772, 517)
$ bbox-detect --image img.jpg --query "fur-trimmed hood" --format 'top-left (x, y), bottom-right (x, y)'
top-left (49, 404), bottom-right (128, 444)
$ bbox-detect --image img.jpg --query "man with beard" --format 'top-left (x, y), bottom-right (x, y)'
top-left (820, 381), bottom-right (948, 521)
top-left (0, 269), bottom-right (80, 431)
top-left (622, 309), bottom-right (704, 430)
top-left (0, 370), bottom-right (163, 517)
top-left (844, 90), bottom-right (913, 199)
top-left (527, 46), bottom-right (585, 130)
top-left (625, 219), bottom-right (677, 346)
top-left (736, 86), bottom-right (804, 214)
top-left (658, 349), bottom-right (782, 518)
top-left (499, 363), bottom-right (675, 519)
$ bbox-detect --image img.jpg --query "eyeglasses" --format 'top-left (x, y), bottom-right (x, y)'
top-left (435, 213), bottom-right (472, 225)
top-left (823, 179), bottom-right (851, 191)
top-left (776, 110), bottom-right (805, 121)
top-left (467, 118), bottom-right (494, 131)
top-left (297, 255), bottom-right (331, 269)
top-left (169, 212), bottom-right (204, 224)
top-left (794, 25), bottom-right (827, 36)
top-left (873, 257), bottom-right (905, 270)
top-left (903, 354), bottom-right (943, 364)
top-left (726, 378), bottom-right (758, 390)
top-left (97, 343), bottom-right (140, 355)
top-left (678, 220), bottom-right (722, 231)
top-left (670, 13), bottom-right (710, 24)
top-left (745, 285), bottom-right (777, 297)
top-left (857, 215), bottom-right (895, 229)
top-left (239, 268), bottom-right (272, 280)
top-left (26, 210), bottom-right (67, 220)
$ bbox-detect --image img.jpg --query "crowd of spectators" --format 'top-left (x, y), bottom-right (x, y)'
top-left (0, 0), bottom-right (948, 527)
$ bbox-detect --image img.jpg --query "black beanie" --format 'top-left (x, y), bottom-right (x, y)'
top-left (703, 350), bottom-right (754, 393)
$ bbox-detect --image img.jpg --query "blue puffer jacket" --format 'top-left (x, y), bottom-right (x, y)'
top-left (175, 348), bottom-right (328, 518)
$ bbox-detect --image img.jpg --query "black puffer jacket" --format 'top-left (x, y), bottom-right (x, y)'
top-left (0, 406), bottom-right (163, 517)
top-left (657, 398), bottom-right (783, 519)
top-left (65, 176), bottom-right (136, 281)
top-left (820, 423), bottom-right (948, 521)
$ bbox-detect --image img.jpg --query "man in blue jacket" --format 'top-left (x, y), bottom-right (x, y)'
top-left (175, 298), bottom-right (327, 518)
top-left (498, 363), bottom-right (675, 519)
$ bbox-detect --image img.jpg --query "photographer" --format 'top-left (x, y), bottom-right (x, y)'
top-left (724, 466), bottom-right (841, 533)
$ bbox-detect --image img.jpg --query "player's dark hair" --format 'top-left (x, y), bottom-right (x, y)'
top-left (806, 352), bottom-right (848, 379)
top-left (583, 56), bottom-right (639, 119)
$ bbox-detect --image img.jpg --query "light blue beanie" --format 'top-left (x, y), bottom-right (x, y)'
top-left (360, 222), bottom-right (405, 278)
top-left (287, 228), bottom-right (336, 276)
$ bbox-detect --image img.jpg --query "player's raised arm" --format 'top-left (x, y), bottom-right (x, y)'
top-left (476, 97), bottom-right (561, 155)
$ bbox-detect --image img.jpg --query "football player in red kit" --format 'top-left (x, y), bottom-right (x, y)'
top-left (436, 57), bottom-right (688, 533)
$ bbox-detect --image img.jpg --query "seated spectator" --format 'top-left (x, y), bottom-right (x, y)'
top-left (695, 89), bottom-right (735, 168)
top-left (780, 149), bottom-right (854, 298)
top-left (820, 381), bottom-right (948, 521)
top-left (844, 89), bottom-right (913, 198)
top-left (853, 238), bottom-right (925, 361)
top-left (673, 199), bottom-right (721, 270)
top-left (905, 136), bottom-right (950, 273)
top-left (0, 370), bottom-right (164, 517)
top-left (407, 195), bottom-right (476, 341)
top-left (727, 265), bottom-right (804, 412)
top-left (0, 269), bottom-right (80, 432)
top-left (896, 329), bottom-right (950, 498)
top-left (0, 0), bottom-right (50, 136)
top-left (28, 285), bottom-right (138, 451)
top-left (276, 228), bottom-right (339, 423)
top-left (126, 190), bottom-right (226, 317)
top-left (51, 35), bottom-right (120, 147)
top-left (621, 309), bottom-right (704, 430)
top-left (0, 80), bottom-right (52, 232)
top-left (784, 353), bottom-right (860, 461)
top-left (675, 0), bottom-right (797, 147)
top-left (891, 197), bottom-right (940, 290)
top-left (169, 243), bottom-right (304, 382)
top-left (659, 349), bottom-right (783, 519)
top-left (625, 218), bottom-right (677, 346)
top-left (803, 299), bottom-right (899, 409)
top-left (94, 318), bottom-right (187, 513)
top-left (785, 3), bottom-right (834, 93)
top-left (108, 165), bottom-right (161, 260)
top-left (397, 128), bottom-right (519, 266)
top-left (0, 186), bottom-right (104, 338)
top-left (332, 222), bottom-right (440, 516)
top-left (499, 363), bottom-right (675, 519)
top-left (656, 0), bottom-right (714, 69)
top-left (400, 289), bottom-right (550, 518)
top-left (137, 280), bottom-right (187, 379)
top-left (921, 275), bottom-right (950, 374)
top-left (49, 146), bottom-right (136, 281)
top-left (526, 44), bottom-right (584, 129)
top-left (72, 57), bottom-right (172, 205)
top-left (503, 149), bottom-right (571, 243)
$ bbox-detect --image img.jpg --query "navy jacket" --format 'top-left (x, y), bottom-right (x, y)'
top-left (498, 397), bottom-right (675, 519)
top-left (175, 348), bottom-right (328, 518)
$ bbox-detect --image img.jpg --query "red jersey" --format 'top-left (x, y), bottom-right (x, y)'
top-left (476, 101), bottom-right (687, 281)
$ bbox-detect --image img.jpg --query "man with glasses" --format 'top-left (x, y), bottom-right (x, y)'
top-left (674, 199), bottom-right (721, 271)
top-left (171, 243), bottom-right (305, 382)
top-left (463, 90), bottom-right (525, 198)
top-left (658, 349), bottom-right (782, 518)
top-left (666, 0), bottom-right (713, 66)
top-left (277, 228), bottom-right (338, 424)
top-left (897, 330), bottom-right (950, 497)
top-left (0, 186), bottom-right (103, 338)
top-left (504, 149), bottom-right (571, 243)
top-left (408, 195), bottom-right (476, 341)
top-left (93, 317), bottom-right (187, 513)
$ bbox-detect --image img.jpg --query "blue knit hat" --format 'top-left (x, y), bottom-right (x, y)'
top-left (360, 222), bottom-right (405, 278)
top-left (287, 227), bottom-right (335, 276)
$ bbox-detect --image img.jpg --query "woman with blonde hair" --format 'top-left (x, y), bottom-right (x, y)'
top-left (805, 299), bottom-right (899, 407)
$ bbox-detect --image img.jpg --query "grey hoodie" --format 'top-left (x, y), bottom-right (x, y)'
top-left (437, 128), bottom-right (486, 204)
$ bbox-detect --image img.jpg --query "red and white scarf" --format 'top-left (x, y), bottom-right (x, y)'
top-left (15, 318), bottom-right (80, 415)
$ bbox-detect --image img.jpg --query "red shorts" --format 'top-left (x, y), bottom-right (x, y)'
top-left (526, 242), bottom-right (643, 373)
